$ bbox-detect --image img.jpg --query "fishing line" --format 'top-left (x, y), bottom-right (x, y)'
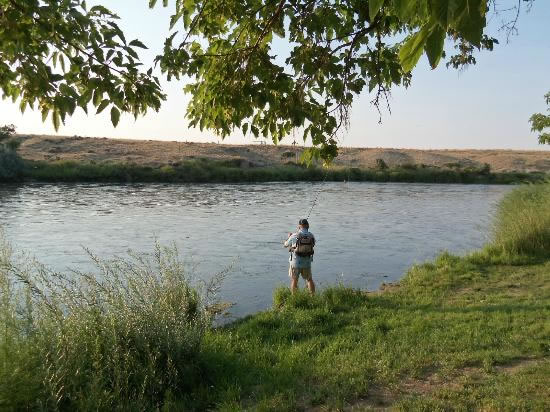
top-left (306, 167), bottom-right (330, 219)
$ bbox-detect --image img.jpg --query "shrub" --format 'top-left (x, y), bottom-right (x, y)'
top-left (480, 162), bottom-right (491, 175)
top-left (375, 158), bottom-right (388, 170)
top-left (281, 151), bottom-right (295, 159)
top-left (400, 163), bottom-right (418, 170)
top-left (0, 148), bottom-right (24, 181)
top-left (491, 182), bottom-right (550, 256)
top-left (0, 233), bottom-right (221, 410)
top-left (0, 124), bottom-right (24, 181)
top-left (0, 124), bottom-right (16, 141)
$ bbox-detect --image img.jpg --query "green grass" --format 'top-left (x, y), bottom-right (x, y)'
top-left (1, 183), bottom-right (549, 410)
top-left (20, 158), bottom-right (548, 184)
top-left (193, 254), bottom-right (549, 411)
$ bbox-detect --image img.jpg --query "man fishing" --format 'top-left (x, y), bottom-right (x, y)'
top-left (284, 218), bottom-right (316, 294)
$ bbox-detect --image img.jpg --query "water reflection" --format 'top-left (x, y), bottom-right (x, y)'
top-left (0, 182), bottom-right (511, 317)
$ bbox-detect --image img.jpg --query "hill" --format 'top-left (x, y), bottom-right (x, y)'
top-left (18, 134), bottom-right (550, 173)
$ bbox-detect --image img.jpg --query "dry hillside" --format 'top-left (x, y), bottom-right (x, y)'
top-left (17, 134), bottom-right (550, 173)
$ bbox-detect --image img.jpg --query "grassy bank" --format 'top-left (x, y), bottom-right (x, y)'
top-left (15, 158), bottom-right (548, 184)
top-left (1, 183), bottom-right (549, 410)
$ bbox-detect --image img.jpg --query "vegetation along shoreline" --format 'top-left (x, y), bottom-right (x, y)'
top-left (0, 158), bottom-right (546, 185)
top-left (2, 182), bottom-right (549, 410)
top-left (1, 133), bottom-right (548, 184)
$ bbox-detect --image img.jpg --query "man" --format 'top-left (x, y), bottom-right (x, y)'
top-left (284, 218), bottom-right (316, 294)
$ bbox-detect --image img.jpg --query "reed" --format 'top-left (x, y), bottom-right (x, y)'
top-left (19, 159), bottom-right (547, 184)
top-left (492, 182), bottom-right (550, 256)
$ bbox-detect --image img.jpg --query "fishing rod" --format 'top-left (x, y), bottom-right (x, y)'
top-left (306, 166), bottom-right (330, 219)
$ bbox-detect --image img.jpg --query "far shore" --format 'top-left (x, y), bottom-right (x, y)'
top-left (0, 134), bottom-right (546, 185)
top-left (18, 134), bottom-right (550, 173)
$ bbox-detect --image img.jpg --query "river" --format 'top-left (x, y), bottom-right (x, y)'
top-left (0, 182), bottom-right (512, 318)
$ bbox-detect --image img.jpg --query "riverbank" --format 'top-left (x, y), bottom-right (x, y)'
top-left (17, 135), bottom-right (550, 173)
top-left (12, 158), bottom-right (550, 184)
top-left (3, 133), bottom-right (547, 184)
top-left (1, 183), bottom-right (549, 410)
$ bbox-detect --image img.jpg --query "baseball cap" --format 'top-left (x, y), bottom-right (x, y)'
top-left (299, 218), bottom-right (309, 226)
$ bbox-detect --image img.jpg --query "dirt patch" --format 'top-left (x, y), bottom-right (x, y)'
top-left (17, 134), bottom-right (550, 173)
top-left (366, 282), bottom-right (401, 296)
top-left (338, 358), bottom-right (546, 411)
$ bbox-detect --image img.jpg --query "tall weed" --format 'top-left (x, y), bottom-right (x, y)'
top-left (492, 182), bottom-right (550, 256)
top-left (0, 232), bottom-right (222, 410)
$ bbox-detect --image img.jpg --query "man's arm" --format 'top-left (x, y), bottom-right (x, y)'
top-left (284, 233), bottom-right (297, 248)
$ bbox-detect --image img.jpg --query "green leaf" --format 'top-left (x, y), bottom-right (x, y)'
top-left (399, 24), bottom-right (432, 73)
top-left (111, 107), bottom-right (121, 127)
top-left (424, 25), bottom-right (446, 69)
top-left (251, 125), bottom-right (259, 138)
top-left (41, 107), bottom-right (49, 122)
top-left (369, 0), bottom-right (384, 21)
top-left (96, 99), bottom-right (110, 114)
top-left (393, 0), bottom-right (421, 21)
top-left (127, 48), bottom-right (139, 59)
top-left (129, 39), bottom-right (148, 49)
top-left (93, 90), bottom-right (102, 107)
top-left (431, 0), bottom-right (453, 27)
top-left (59, 55), bottom-right (66, 72)
top-left (455, 0), bottom-right (485, 47)
top-left (52, 110), bottom-right (61, 131)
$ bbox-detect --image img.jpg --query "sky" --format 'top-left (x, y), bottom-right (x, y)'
top-left (0, 1), bottom-right (549, 150)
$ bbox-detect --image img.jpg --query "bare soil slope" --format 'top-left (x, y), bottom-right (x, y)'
top-left (18, 134), bottom-right (550, 172)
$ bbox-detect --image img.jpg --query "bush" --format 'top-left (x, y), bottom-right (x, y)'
top-left (480, 162), bottom-right (491, 175)
top-left (0, 123), bottom-right (24, 181)
top-left (0, 233), bottom-right (221, 410)
top-left (400, 163), bottom-right (418, 170)
top-left (375, 158), bottom-right (388, 170)
top-left (281, 151), bottom-right (295, 159)
top-left (491, 182), bottom-right (550, 256)
top-left (0, 124), bottom-right (16, 141)
top-left (0, 148), bottom-right (24, 181)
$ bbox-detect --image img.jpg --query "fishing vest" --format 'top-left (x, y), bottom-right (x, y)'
top-left (292, 233), bottom-right (315, 257)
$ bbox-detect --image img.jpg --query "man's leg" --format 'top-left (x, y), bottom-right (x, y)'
top-left (289, 267), bottom-right (298, 293)
top-left (304, 268), bottom-right (315, 294)
top-left (306, 279), bottom-right (315, 294)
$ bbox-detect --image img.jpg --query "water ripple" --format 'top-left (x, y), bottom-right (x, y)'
top-left (0, 182), bottom-right (512, 317)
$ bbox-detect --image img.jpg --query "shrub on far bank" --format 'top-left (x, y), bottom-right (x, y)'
top-left (0, 147), bottom-right (24, 181)
top-left (21, 158), bottom-right (548, 185)
top-left (0, 124), bottom-right (24, 181)
top-left (0, 234), bottom-right (219, 410)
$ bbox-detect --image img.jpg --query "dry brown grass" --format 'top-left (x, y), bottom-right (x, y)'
top-left (17, 134), bottom-right (550, 172)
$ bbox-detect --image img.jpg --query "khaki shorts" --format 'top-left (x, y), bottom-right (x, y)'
top-left (289, 266), bottom-right (312, 281)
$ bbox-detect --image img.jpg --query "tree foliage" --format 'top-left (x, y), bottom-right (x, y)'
top-left (529, 91), bottom-right (550, 145)
top-left (0, 0), bottom-right (534, 161)
top-left (0, 0), bottom-right (165, 131)
top-left (0, 123), bottom-right (16, 142)
top-left (0, 124), bottom-right (23, 180)
top-left (154, 0), bottom-right (507, 161)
